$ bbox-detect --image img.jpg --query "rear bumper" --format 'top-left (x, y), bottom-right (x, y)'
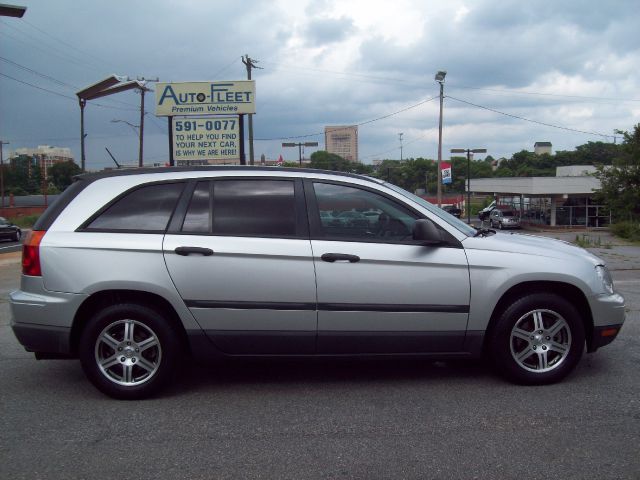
top-left (10, 280), bottom-right (88, 356)
top-left (11, 322), bottom-right (73, 357)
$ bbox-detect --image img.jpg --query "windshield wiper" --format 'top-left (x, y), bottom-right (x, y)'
top-left (473, 227), bottom-right (496, 237)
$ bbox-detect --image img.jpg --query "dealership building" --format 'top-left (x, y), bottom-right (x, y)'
top-left (469, 166), bottom-right (610, 227)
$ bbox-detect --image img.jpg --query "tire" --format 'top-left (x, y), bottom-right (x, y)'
top-left (498, 222), bottom-right (503, 230)
top-left (79, 303), bottom-right (181, 399)
top-left (488, 293), bottom-right (585, 385)
top-left (14, 230), bottom-right (21, 242)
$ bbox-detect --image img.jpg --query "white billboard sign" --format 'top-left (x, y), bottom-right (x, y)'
top-left (173, 117), bottom-right (239, 162)
top-left (156, 81), bottom-right (255, 116)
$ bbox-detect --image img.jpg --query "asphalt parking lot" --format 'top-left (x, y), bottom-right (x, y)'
top-left (0, 232), bottom-right (639, 480)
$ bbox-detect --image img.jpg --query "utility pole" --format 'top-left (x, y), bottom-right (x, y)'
top-left (0, 140), bottom-right (8, 208)
top-left (136, 77), bottom-right (158, 167)
top-left (435, 70), bottom-right (447, 208)
top-left (398, 133), bottom-right (404, 161)
top-left (79, 98), bottom-right (86, 171)
top-left (242, 55), bottom-right (262, 166)
top-left (1, 6), bottom-right (25, 201)
top-left (451, 147), bottom-right (487, 224)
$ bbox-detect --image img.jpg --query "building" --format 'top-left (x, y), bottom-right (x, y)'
top-left (9, 145), bottom-right (74, 178)
top-left (534, 142), bottom-right (552, 155)
top-left (469, 165), bottom-right (609, 227)
top-left (325, 125), bottom-right (358, 162)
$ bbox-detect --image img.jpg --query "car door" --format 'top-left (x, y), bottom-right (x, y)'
top-left (306, 180), bottom-right (471, 354)
top-left (490, 209), bottom-right (499, 227)
top-left (163, 177), bottom-right (317, 354)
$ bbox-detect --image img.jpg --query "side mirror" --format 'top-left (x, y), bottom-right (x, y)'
top-left (412, 219), bottom-right (444, 246)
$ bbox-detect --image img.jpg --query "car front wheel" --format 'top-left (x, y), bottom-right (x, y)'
top-left (488, 293), bottom-right (585, 385)
top-left (79, 303), bottom-right (180, 399)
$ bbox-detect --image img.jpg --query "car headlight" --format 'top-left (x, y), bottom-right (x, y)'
top-left (595, 265), bottom-right (614, 294)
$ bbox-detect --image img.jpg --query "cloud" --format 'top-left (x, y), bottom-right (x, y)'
top-left (1, 0), bottom-right (639, 167)
top-left (305, 17), bottom-right (355, 46)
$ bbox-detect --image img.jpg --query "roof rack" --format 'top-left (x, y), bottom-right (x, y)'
top-left (75, 165), bottom-right (384, 184)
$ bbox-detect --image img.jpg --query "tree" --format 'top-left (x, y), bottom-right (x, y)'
top-left (594, 125), bottom-right (640, 221)
top-left (309, 150), bottom-right (348, 171)
top-left (49, 160), bottom-right (82, 191)
top-left (308, 151), bottom-right (373, 175)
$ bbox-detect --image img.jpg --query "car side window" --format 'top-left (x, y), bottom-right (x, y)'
top-left (213, 180), bottom-right (297, 237)
top-left (180, 179), bottom-right (297, 237)
top-left (182, 181), bottom-right (211, 233)
top-left (312, 182), bottom-right (418, 242)
top-left (85, 182), bottom-right (184, 232)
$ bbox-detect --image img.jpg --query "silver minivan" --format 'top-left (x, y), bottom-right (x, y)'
top-left (490, 208), bottom-right (521, 229)
top-left (11, 167), bottom-right (625, 399)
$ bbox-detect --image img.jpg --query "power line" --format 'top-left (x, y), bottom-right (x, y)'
top-left (0, 25), bottom-right (99, 72)
top-left (361, 131), bottom-right (434, 161)
top-left (255, 95), bottom-right (439, 142)
top-left (212, 56), bottom-right (241, 79)
top-left (0, 55), bottom-right (79, 89)
top-left (450, 84), bottom-right (640, 103)
top-left (263, 60), bottom-right (640, 104)
top-left (0, 55), bottom-right (141, 110)
top-left (0, 19), bottom-right (106, 73)
top-left (20, 18), bottom-right (116, 72)
top-left (446, 95), bottom-right (614, 139)
top-left (0, 72), bottom-right (139, 111)
top-left (262, 60), bottom-right (421, 87)
top-left (0, 72), bottom-right (76, 101)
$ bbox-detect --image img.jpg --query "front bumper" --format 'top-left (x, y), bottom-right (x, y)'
top-left (587, 292), bottom-right (626, 353)
top-left (589, 324), bottom-right (624, 352)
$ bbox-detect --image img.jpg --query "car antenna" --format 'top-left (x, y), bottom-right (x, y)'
top-left (105, 147), bottom-right (121, 168)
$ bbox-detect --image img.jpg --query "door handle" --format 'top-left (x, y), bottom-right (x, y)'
top-left (174, 246), bottom-right (214, 256)
top-left (321, 253), bottom-right (360, 263)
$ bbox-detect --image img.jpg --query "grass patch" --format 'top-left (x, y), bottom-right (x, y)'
top-left (574, 234), bottom-right (612, 249)
top-left (7, 214), bottom-right (40, 229)
top-left (610, 221), bottom-right (640, 243)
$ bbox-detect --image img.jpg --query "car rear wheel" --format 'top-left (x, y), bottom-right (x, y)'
top-left (79, 303), bottom-right (180, 399)
top-left (13, 230), bottom-right (21, 242)
top-left (488, 293), bottom-right (585, 385)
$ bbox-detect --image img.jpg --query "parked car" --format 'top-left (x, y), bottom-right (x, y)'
top-left (489, 208), bottom-right (521, 229)
top-left (11, 167), bottom-right (625, 399)
top-left (478, 201), bottom-right (496, 221)
top-left (337, 210), bottom-right (369, 228)
top-left (442, 205), bottom-right (462, 218)
top-left (0, 217), bottom-right (21, 242)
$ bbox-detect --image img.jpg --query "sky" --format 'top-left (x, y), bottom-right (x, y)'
top-left (1, 0), bottom-right (639, 169)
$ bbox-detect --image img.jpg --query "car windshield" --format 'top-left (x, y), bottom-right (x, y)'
top-left (384, 183), bottom-right (476, 236)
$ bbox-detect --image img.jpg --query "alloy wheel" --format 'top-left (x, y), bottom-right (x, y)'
top-left (94, 319), bottom-right (162, 386)
top-left (509, 309), bottom-right (572, 373)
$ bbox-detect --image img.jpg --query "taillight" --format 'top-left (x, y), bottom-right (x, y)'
top-left (22, 230), bottom-right (46, 276)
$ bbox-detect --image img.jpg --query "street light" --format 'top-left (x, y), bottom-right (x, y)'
top-left (398, 132), bottom-right (403, 161)
top-left (111, 119), bottom-right (139, 135)
top-left (451, 147), bottom-right (487, 224)
top-left (282, 142), bottom-right (319, 165)
top-left (435, 70), bottom-right (446, 207)
top-left (0, 4), bottom-right (26, 17)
